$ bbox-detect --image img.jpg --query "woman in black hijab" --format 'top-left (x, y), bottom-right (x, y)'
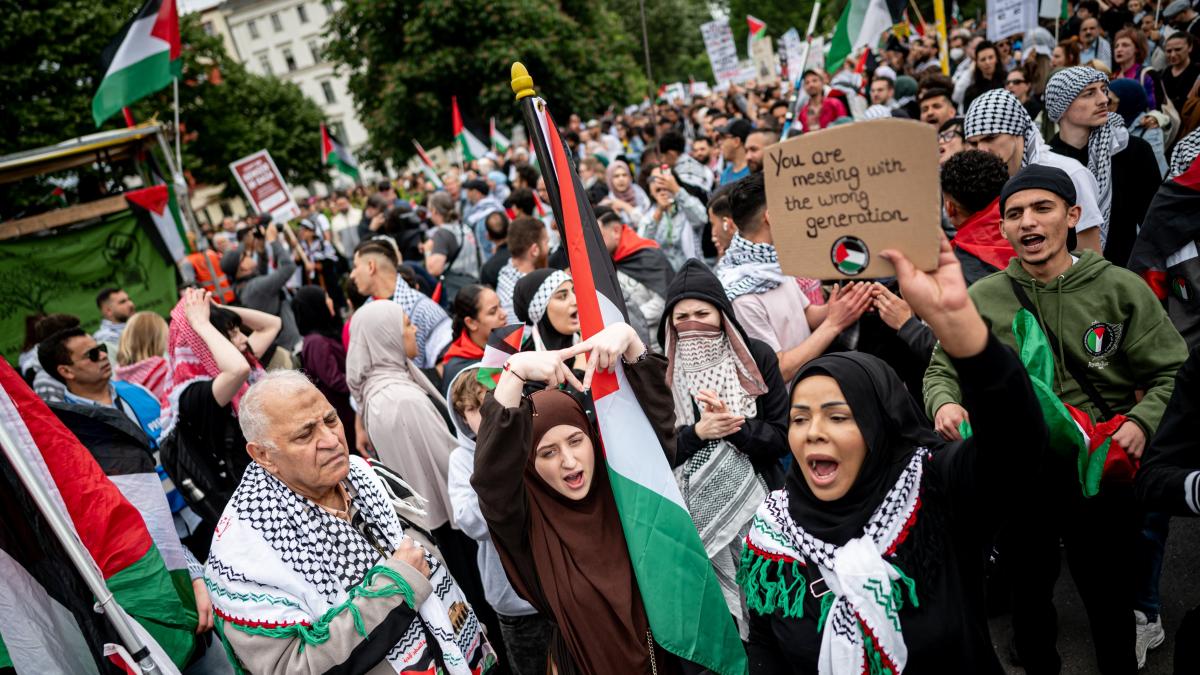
top-left (740, 240), bottom-right (1046, 674)
top-left (512, 268), bottom-right (580, 352)
top-left (291, 286), bottom-right (355, 449)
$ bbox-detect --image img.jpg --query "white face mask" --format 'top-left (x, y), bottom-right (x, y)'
top-left (950, 47), bottom-right (965, 61)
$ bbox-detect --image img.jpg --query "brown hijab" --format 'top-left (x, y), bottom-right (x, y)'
top-left (507, 388), bottom-right (656, 675)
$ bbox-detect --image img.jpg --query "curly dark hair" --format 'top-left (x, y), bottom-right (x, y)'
top-left (940, 149), bottom-right (1011, 215)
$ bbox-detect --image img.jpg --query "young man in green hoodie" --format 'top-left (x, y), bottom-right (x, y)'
top-left (923, 164), bottom-right (1188, 673)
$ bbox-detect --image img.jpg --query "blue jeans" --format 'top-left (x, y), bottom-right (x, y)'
top-left (1135, 511), bottom-right (1171, 621)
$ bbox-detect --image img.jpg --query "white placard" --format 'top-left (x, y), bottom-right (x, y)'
top-left (988, 0), bottom-right (1038, 40)
top-left (781, 28), bottom-right (805, 81)
top-left (701, 20), bottom-right (741, 85)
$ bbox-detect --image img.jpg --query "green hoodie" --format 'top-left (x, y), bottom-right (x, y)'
top-left (924, 250), bottom-right (1187, 436)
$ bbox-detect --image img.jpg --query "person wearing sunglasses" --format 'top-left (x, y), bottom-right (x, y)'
top-left (1006, 68), bottom-right (1045, 121)
top-left (38, 326), bottom-right (216, 637)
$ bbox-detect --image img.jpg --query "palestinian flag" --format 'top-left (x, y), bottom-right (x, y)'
top-left (321, 123), bottom-right (360, 181)
top-left (1174, 277), bottom-right (1191, 302)
top-left (477, 324), bottom-right (526, 388)
top-left (92, 0), bottom-right (181, 127)
top-left (489, 118), bottom-right (511, 154)
top-left (49, 185), bottom-right (68, 207)
top-left (125, 184), bottom-right (189, 263)
top-left (452, 96), bottom-right (489, 163)
top-left (411, 139), bottom-right (445, 190)
top-left (827, 0), bottom-right (904, 73)
top-left (961, 310), bottom-right (1135, 497)
top-left (832, 236), bottom-right (869, 276)
top-left (0, 362), bottom-right (194, 671)
top-left (529, 97), bottom-right (746, 675)
top-left (747, 15), bottom-right (767, 56)
top-left (1129, 138), bottom-right (1200, 302)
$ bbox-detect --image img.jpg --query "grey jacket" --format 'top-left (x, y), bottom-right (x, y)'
top-left (235, 240), bottom-right (301, 350)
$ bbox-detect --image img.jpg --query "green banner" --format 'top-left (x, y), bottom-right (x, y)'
top-left (0, 209), bottom-right (177, 365)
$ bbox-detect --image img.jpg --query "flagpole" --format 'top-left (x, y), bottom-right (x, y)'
top-left (638, 0), bottom-right (658, 134)
top-left (0, 423), bottom-right (164, 675)
top-left (172, 77), bottom-right (182, 175)
top-left (511, 63), bottom-right (565, 226)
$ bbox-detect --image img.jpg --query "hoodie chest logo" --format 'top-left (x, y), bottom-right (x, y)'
top-left (1082, 322), bottom-right (1123, 359)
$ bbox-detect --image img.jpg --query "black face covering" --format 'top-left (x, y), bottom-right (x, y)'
top-left (785, 351), bottom-right (946, 546)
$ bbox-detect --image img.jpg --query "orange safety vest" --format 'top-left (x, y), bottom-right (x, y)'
top-left (189, 249), bottom-right (235, 304)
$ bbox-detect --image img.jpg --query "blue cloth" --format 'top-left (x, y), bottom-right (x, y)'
top-left (720, 163), bottom-right (750, 186)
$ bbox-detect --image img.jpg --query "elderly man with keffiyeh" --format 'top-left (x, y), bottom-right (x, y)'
top-left (204, 371), bottom-right (495, 674)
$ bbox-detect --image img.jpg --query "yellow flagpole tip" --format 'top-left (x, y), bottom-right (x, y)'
top-left (511, 62), bottom-right (535, 100)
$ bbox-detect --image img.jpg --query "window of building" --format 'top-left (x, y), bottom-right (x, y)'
top-left (270, 12), bottom-right (282, 32)
top-left (202, 21), bottom-right (214, 35)
top-left (257, 53), bottom-right (272, 75)
top-left (297, 4), bottom-right (309, 23)
top-left (322, 0), bottom-right (334, 15)
top-left (332, 122), bottom-right (348, 143)
top-left (220, 202), bottom-right (233, 218)
top-left (321, 80), bottom-right (337, 104)
top-left (247, 19), bottom-right (259, 39)
top-left (282, 46), bottom-right (297, 72)
top-left (308, 39), bottom-right (321, 64)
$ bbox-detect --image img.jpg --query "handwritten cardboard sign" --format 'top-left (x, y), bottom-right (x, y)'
top-left (764, 119), bottom-right (940, 280)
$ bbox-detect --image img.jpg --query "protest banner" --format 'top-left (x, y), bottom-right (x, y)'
top-left (781, 28), bottom-right (805, 81)
top-left (764, 119), bottom-right (940, 279)
top-left (751, 36), bottom-right (779, 85)
top-left (0, 210), bottom-right (177, 363)
top-left (988, 0), bottom-right (1038, 40)
top-left (229, 150), bottom-right (301, 223)
top-left (701, 20), bottom-right (741, 85)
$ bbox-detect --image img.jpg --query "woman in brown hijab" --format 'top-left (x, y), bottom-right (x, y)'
top-left (472, 323), bottom-right (685, 675)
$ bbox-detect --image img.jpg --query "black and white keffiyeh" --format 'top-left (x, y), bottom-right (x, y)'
top-left (740, 449), bottom-right (927, 675)
top-left (715, 234), bottom-right (789, 299)
top-left (964, 88), bottom-right (1044, 168)
top-left (1045, 67), bottom-right (1128, 224)
top-left (1170, 129), bottom-right (1200, 180)
top-left (391, 276), bottom-right (450, 364)
top-left (667, 319), bottom-right (768, 638)
top-left (205, 457), bottom-right (494, 674)
top-left (524, 269), bottom-right (571, 326)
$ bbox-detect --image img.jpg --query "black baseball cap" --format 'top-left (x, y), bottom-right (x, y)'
top-left (719, 118), bottom-right (753, 143)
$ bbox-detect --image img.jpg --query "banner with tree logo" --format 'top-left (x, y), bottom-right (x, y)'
top-left (0, 210), bottom-right (177, 364)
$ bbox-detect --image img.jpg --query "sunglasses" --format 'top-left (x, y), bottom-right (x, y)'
top-left (75, 343), bottom-right (108, 363)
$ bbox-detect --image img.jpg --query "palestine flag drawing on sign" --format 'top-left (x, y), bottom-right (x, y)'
top-left (832, 236), bottom-right (869, 275)
top-left (92, 0), bottom-right (180, 126)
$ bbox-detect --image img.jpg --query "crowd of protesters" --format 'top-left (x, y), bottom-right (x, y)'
top-left (18, 2), bottom-right (1200, 671)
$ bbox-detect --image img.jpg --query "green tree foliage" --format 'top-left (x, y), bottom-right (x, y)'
top-left (606, 0), bottom-right (713, 84)
top-left (139, 15), bottom-right (327, 195)
top-left (0, 0), bottom-right (327, 211)
top-left (324, 0), bottom-right (644, 169)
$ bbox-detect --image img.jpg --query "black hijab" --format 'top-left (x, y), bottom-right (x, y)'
top-left (786, 351), bottom-right (945, 546)
top-left (513, 269), bottom-right (576, 352)
top-left (292, 286), bottom-right (342, 339)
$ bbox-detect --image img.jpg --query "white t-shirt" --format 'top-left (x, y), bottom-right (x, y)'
top-left (1037, 150), bottom-right (1105, 237)
top-left (731, 281), bottom-right (813, 353)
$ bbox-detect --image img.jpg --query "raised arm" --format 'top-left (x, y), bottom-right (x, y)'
top-left (218, 302), bottom-right (282, 360)
top-left (182, 288), bottom-right (251, 407)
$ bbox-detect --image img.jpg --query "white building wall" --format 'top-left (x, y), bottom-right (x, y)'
top-left (220, 0), bottom-right (370, 160)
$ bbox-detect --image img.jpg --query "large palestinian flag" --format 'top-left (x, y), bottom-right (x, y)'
top-left (528, 97), bottom-right (746, 675)
top-left (321, 123), bottom-right (360, 181)
top-left (452, 96), bottom-right (490, 163)
top-left (92, 0), bottom-right (181, 126)
top-left (0, 362), bottom-right (195, 672)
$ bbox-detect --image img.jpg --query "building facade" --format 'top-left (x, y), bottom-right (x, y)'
top-left (219, 0), bottom-right (367, 155)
